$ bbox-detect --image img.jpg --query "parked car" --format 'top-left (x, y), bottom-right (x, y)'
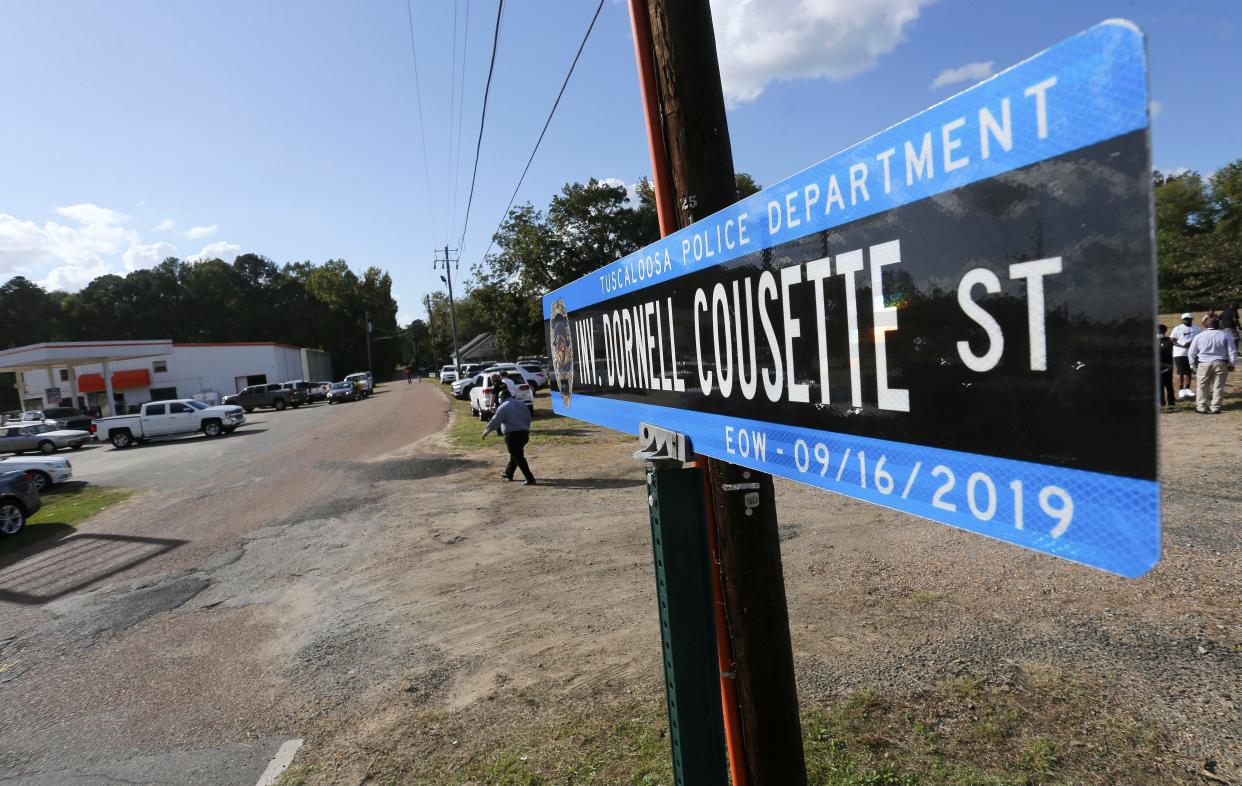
top-left (283, 380), bottom-right (325, 403)
top-left (439, 365), bottom-right (459, 384)
top-left (222, 383), bottom-right (305, 412)
top-left (469, 371), bottom-right (534, 420)
top-left (326, 381), bottom-right (360, 404)
top-left (517, 363), bottom-right (548, 390)
top-left (344, 372), bottom-right (373, 396)
top-left (0, 469), bottom-right (40, 537)
top-left (20, 407), bottom-right (94, 431)
top-left (483, 363), bottom-right (543, 391)
top-left (451, 372), bottom-right (483, 399)
top-left (92, 399), bottom-right (246, 448)
top-left (0, 423), bottom-right (92, 454)
top-left (0, 455), bottom-right (72, 492)
top-left (315, 381), bottom-right (333, 399)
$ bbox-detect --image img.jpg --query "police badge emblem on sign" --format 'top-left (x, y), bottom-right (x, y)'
top-left (549, 298), bottom-right (574, 408)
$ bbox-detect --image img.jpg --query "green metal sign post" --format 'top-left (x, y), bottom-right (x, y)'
top-left (645, 461), bottom-right (729, 785)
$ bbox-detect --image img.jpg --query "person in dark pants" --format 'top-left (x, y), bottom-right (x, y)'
top-left (482, 389), bottom-right (536, 485)
top-left (1157, 324), bottom-right (1176, 411)
top-left (1221, 302), bottom-right (1240, 342)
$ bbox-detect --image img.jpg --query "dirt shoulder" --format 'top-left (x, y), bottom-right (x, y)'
top-left (272, 382), bottom-right (1240, 785)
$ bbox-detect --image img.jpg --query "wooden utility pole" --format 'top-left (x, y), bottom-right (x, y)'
top-left (640, 1), bottom-right (808, 783)
top-left (433, 246), bottom-right (462, 374)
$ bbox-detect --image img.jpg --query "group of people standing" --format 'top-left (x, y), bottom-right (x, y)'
top-left (1159, 304), bottom-right (1238, 415)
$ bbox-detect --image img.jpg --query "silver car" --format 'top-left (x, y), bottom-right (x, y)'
top-left (0, 423), bottom-right (92, 455)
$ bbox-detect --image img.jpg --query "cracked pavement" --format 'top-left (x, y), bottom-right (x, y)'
top-left (0, 382), bottom-right (448, 785)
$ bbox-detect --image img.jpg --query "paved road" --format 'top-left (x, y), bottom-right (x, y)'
top-left (0, 380), bottom-right (449, 785)
top-left (49, 398), bottom-right (347, 490)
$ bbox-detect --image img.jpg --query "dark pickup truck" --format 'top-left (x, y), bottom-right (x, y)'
top-left (221, 383), bottom-right (306, 412)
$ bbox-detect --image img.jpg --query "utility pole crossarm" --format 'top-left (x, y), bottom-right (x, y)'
top-left (434, 246), bottom-right (463, 374)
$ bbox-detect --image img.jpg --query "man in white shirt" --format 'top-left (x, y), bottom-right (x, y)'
top-left (1169, 313), bottom-right (1202, 399)
top-left (1188, 317), bottom-right (1238, 414)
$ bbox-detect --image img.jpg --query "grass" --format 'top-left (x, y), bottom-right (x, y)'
top-left (800, 665), bottom-right (1175, 786)
top-left (287, 664), bottom-right (1190, 786)
top-left (1, 484), bottom-right (137, 556)
top-left (440, 385), bottom-right (627, 451)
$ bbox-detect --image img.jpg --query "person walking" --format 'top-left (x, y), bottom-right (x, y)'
top-left (1169, 312), bottom-right (1202, 399)
top-left (482, 389), bottom-right (536, 485)
top-left (1157, 324), bottom-right (1176, 411)
top-left (1220, 301), bottom-right (1239, 342)
top-left (1187, 316), bottom-right (1237, 415)
top-left (405, 365), bottom-right (414, 384)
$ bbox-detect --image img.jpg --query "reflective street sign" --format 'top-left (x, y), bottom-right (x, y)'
top-left (544, 21), bottom-right (1158, 578)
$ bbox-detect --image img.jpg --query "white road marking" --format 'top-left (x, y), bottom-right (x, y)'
top-left (255, 738), bottom-right (303, 786)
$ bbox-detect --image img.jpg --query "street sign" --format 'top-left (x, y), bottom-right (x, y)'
top-left (544, 21), bottom-right (1158, 577)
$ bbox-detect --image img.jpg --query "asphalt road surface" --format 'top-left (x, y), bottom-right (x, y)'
top-left (0, 380), bottom-right (449, 785)
top-left (50, 397), bottom-right (358, 490)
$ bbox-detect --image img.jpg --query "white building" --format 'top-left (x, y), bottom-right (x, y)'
top-left (4, 341), bottom-right (333, 414)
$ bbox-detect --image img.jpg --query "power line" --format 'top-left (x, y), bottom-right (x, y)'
top-left (457, 0), bottom-right (504, 251)
top-left (479, 0), bottom-right (605, 264)
top-left (450, 0), bottom-right (472, 241)
top-left (449, 0), bottom-right (464, 242)
top-left (404, 0), bottom-right (438, 237)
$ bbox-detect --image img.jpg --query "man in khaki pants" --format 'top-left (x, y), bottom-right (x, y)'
top-left (1188, 317), bottom-right (1238, 415)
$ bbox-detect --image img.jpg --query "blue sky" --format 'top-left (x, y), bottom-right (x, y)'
top-left (1, 0), bottom-right (1238, 324)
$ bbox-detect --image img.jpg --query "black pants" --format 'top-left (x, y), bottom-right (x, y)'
top-left (504, 430), bottom-right (535, 482)
top-left (1160, 367), bottom-right (1175, 406)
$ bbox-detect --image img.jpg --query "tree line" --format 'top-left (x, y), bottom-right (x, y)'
top-left (423, 160), bottom-right (1242, 365)
top-left (413, 173), bottom-right (761, 364)
top-left (1154, 160), bottom-right (1242, 311)
top-left (0, 254), bottom-right (400, 408)
top-left (3, 158), bottom-right (1235, 404)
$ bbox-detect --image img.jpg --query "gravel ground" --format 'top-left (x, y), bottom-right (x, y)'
top-left (282, 387), bottom-right (1240, 784)
top-left (0, 380), bottom-right (1235, 785)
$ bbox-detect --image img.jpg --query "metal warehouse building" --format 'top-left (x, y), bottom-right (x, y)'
top-left (1, 340), bottom-right (333, 415)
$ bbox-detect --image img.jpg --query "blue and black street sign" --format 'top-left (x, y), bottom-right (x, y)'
top-left (544, 21), bottom-right (1158, 578)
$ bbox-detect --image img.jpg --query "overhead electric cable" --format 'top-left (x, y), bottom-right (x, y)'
top-left (446, 0), bottom-right (460, 242)
top-left (449, 0), bottom-right (473, 240)
top-left (457, 0), bottom-right (505, 251)
top-left (404, 0), bottom-right (438, 236)
top-left (479, 0), bottom-right (606, 263)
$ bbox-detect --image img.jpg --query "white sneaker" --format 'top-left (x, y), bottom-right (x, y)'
top-left (1180, 388), bottom-right (1194, 399)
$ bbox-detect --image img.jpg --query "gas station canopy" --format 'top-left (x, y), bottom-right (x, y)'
top-left (0, 340), bottom-right (173, 417)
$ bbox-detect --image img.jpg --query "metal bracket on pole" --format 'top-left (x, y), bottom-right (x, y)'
top-left (633, 422), bottom-right (692, 467)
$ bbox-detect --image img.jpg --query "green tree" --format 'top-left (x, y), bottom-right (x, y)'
top-left (1209, 161), bottom-right (1242, 239)
top-left (1154, 170), bottom-right (1213, 238)
top-left (1155, 162), bottom-right (1242, 310)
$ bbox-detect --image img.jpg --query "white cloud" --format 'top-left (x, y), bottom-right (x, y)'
top-left (1149, 99), bottom-right (1163, 118)
top-left (710, 0), bottom-right (931, 105)
top-left (0, 214), bottom-right (48, 277)
top-left (154, 218), bottom-right (176, 232)
top-left (122, 241), bottom-right (178, 272)
top-left (930, 60), bottom-right (995, 90)
top-left (1, 205), bottom-right (137, 289)
top-left (184, 224), bottom-right (218, 239)
top-left (40, 260), bottom-right (114, 291)
top-left (55, 203), bottom-right (130, 226)
top-left (186, 241), bottom-right (241, 264)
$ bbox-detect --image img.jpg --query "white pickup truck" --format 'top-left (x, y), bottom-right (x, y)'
top-left (91, 399), bottom-right (246, 448)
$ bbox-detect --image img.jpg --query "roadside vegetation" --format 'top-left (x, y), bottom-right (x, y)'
top-left (279, 663), bottom-right (1186, 786)
top-left (443, 387), bottom-right (628, 451)
top-left (1, 485), bottom-right (137, 556)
